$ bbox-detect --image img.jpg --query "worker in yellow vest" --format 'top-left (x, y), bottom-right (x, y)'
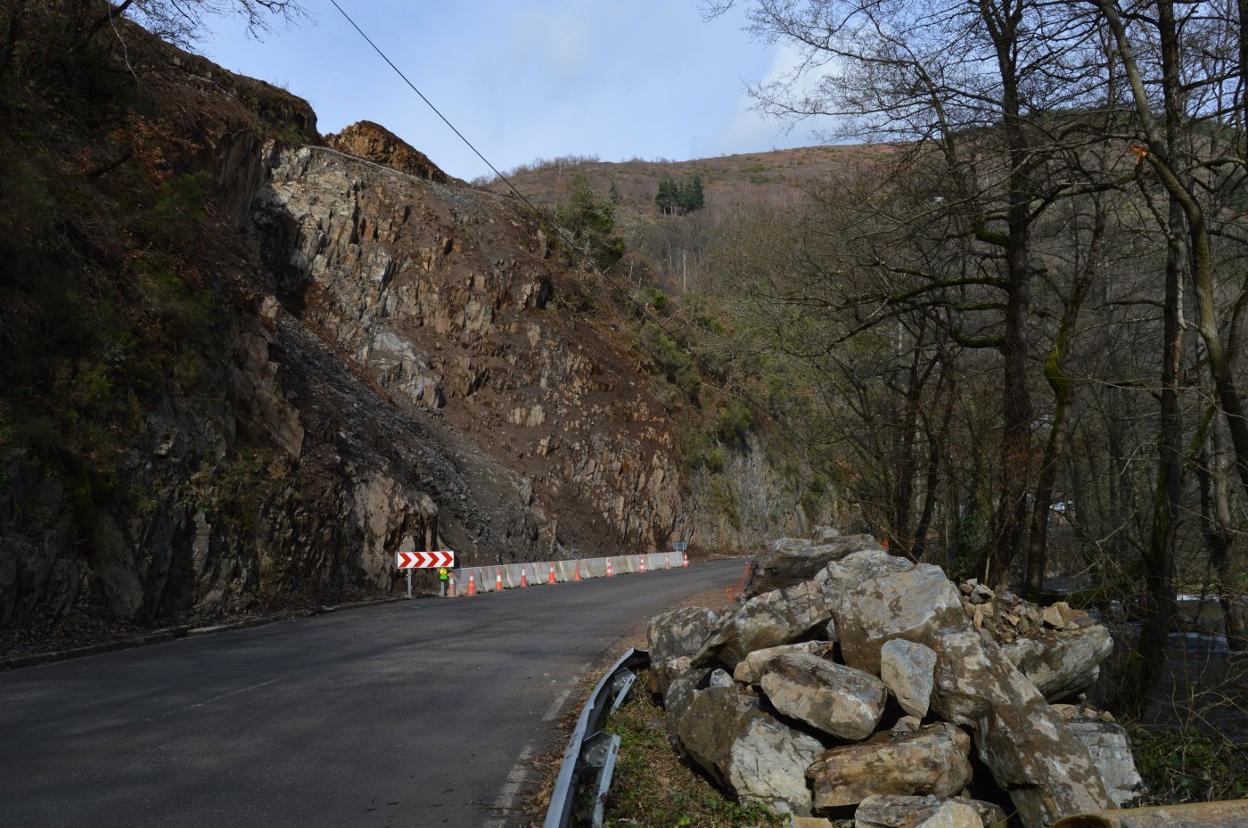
top-left (438, 566), bottom-right (450, 596)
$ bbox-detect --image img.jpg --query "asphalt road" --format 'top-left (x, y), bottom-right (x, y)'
top-left (0, 558), bottom-right (745, 828)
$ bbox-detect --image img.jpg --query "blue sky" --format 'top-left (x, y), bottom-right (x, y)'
top-left (199, 0), bottom-right (826, 179)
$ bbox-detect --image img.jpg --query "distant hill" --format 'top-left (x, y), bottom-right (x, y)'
top-left (485, 144), bottom-right (899, 230)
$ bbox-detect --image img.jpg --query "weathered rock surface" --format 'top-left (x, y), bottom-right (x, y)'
top-left (669, 683), bottom-right (823, 814)
top-left (1000, 625), bottom-right (1113, 701)
top-left (839, 564), bottom-right (965, 674)
top-left (814, 549), bottom-right (913, 620)
top-left (928, 629), bottom-right (1112, 826)
top-left (324, 120), bottom-right (451, 183)
top-left (812, 525), bottom-right (841, 543)
top-left (759, 652), bottom-right (887, 740)
top-left (745, 534), bottom-right (882, 597)
top-left (880, 639), bottom-right (938, 718)
top-left (808, 722), bottom-right (973, 809)
top-left (854, 795), bottom-right (1007, 828)
top-left (733, 640), bottom-right (835, 685)
top-left (647, 606), bottom-right (721, 696)
top-left (695, 579), bottom-right (832, 667)
top-left (1060, 715), bottom-right (1143, 806)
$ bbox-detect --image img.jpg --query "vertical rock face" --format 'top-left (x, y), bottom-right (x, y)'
top-left (253, 145), bottom-right (686, 559)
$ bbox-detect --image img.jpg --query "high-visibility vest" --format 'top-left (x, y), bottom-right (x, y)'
top-left (438, 567), bottom-right (449, 580)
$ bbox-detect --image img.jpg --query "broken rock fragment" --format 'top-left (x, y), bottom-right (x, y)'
top-left (759, 652), bottom-right (887, 740)
top-left (838, 564), bottom-right (965, 675)
top-left (855, 795), bottom-right (992, 828)
top-left (879, 639), bottom-right (937, 718)
top-left (695, 579), bottom-right (831, 667)
top-left (745, 534), bottom-right (883, 596)
top-left (928, 629), bottom-right (1112, 826)
top-left (668, 683), bottom-right (823, 815)
top-left (647, 605), bottom-right (720, 696)
top-left (733, 640), bottom-right (836, 685)
top-left (807, 722), bottom-right (973, 810)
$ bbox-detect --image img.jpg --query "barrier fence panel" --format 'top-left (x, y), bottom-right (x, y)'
top-left (441, 551), bottom-right (692, 597)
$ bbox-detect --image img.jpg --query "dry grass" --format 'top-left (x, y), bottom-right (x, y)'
top-left (602, 675), bottom-right (786, 828)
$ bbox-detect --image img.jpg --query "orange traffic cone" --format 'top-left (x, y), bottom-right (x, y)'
top-left (574, 562), bottom-right (582, 581)
top-left (467, 574), bottom-right (476, 596)
top-left (548, 565), bottom-right (556, 584)
top-left (640, 557), bottom-right (646, 574)
top-left (496, 568), bottom-right (504, 590)
top-left (683, 551), bottom-right (689, 568)
top-left (606, 559), bottom-right (614, 577)
top-left (520, 568), bottom-right (528, 587)
top-left (449, 576), bottom-right (457, 597)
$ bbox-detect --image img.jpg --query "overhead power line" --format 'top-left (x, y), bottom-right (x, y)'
top-left (325, 0), bottom-right (810, 467)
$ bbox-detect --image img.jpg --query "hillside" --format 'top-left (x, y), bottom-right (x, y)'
top-left (487, 144), bottom-right (895, 228)
top-left (0, 11), bottom-right (814, 638)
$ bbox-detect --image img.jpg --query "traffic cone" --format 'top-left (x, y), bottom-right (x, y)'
top-left (666, 555), bottom-right (671, 569)
top-left (467, 574), bottom-right (476, 596)
top-left (520, 568), bottom-right (528, 587)
top-left (606, 559), bottom-right (614, 577)
top-left (640, 557), bottom-right (646, 574)
top-left (548, 565), bottom-right (556, 584)
top-left (683, 551), bottom-right (689, 568)
top-left (574, 562), bottom-right (582, 581)
top-left (449, 576), bottom-right (457, 597)
top-left (496, 568), bottom-right (504, 590)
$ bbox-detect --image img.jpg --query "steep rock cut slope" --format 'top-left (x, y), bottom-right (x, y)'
top-left (251, 141), bottom-right (685, 558)
top-left (0, 20), bottom-right (685, 634)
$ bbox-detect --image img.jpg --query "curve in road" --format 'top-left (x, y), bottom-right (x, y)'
top-left (0, 558), bottom-right (745, 827)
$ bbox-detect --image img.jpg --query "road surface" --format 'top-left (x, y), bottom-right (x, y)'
top-left (0, 558), bottom-right (745, 827)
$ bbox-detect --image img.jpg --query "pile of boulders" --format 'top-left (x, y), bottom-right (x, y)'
top-left (646, 528), bottom-right (1142, 827)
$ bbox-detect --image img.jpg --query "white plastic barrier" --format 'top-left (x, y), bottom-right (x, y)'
top-left (445, 551), bottom-right (686, 596)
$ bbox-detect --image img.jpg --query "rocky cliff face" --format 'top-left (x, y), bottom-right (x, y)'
top-left (0, 23), bottom-right (694, 634)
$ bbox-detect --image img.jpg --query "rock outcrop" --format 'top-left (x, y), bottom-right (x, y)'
top-left (649, 529), bottom-right (1132, 828)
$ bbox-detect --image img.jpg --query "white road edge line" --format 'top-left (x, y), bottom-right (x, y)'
top-left (484, 681), bottom-right (578, 826)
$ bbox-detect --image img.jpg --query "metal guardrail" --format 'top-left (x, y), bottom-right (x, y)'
top-left (543, 648), bottom-right (650, 828)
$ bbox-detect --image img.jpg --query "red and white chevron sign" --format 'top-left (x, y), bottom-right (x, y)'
top-left (395, 550), bottom-right (455, 569)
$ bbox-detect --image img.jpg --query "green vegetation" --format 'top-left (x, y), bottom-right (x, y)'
top-left (655, 173), bottom-right (706, 215)
top-left (641, 323), bottom-right (701, 402)
top-left (555, 172), bottom-right (625, 270)
top-left (604, 679), bottom-right (785, 828)
top-left (1128, 723), bottom-right (1248, 804)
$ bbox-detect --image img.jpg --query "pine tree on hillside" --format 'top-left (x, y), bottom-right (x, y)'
top-left (688, 174), bottom-right (705, 211)
top-left (655, 176), bottom-right (678, 215)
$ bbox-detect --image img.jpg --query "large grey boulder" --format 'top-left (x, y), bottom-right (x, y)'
top-left (855, 795), bottom-right (1007, 828)
top-left (1053, 708), bottom-right (1142, 807)
top-left (814, 549), bottom-right (914, 621)
top-left (647, 605), bottom-right (721, 696)
top-left (745, 534), bottom-right (882, 597)
top-left (733, 640), bottom-right (836, 685)
top-left (880, 639), bottom-right (938, 718)
top-left (759, 652), bottom-right (887, 740)
top-left (807, 722), bottom-right (974, 809)
top-left (668, 683), bottom-right (823, 815)
top-left (928, 629), bottom-right (1112, 827)
top-left (695, 579), bottom-right (832, 667)
top-left (1000, 625), bottom-right (1113, 701)
top-left (839, 564), bottom-right (965, 675)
